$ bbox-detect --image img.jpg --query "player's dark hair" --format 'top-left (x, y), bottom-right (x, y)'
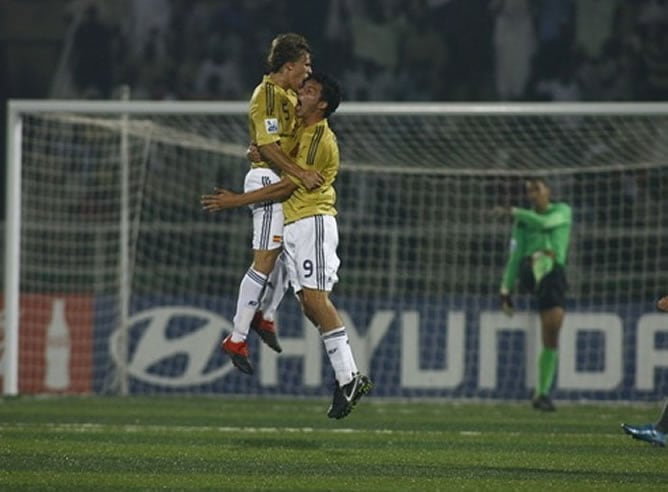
top-left (266, 33), bottom-right (311, 73)
top-left (308, 71), bottom-right (342, 118)
top-left (526, 176), bottom-right (549, 187)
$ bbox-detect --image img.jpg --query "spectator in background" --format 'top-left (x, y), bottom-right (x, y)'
top-left (342, 57), bottom-right (371, 101)
top-left (130, 26), bottom-right (169, 99)
top-left (534, 61), bottom-right (581, 102)
top-left (535, 0), bottom-right (573, 48)
top-left (181, 1), bottom-right (215, 63)
top-left (574, 0), bottom-right (620, 60)
top-left (446, 0), bottom-right (494, 100)
top-left (194, 35), bottom-right (245, 100)
top-left (638, 14), bottom-right (668, 100)
top-left (70, 4), bottom-right (113, 98)
top-left (577, 38), bottom-right (635, 101)
top-left (127, 0), bottom-right (171, 63)
top-left (492, 0), bottom-right (536, 100)
top-left (398, 0), bottom-right (449, 101)
top-left (322, 0), bottom-right (354, 71)
top-left (349, 0), bottom-right (403, 69)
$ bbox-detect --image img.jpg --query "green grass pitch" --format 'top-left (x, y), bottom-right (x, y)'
top-left (0, 396), bottom-right (666, 490)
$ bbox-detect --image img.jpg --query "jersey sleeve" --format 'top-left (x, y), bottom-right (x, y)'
top-left (249, 84), bottom-right (282, 147)
top-left (500, 223), bottom-right (524, 293)
top-left (551, 205), bottom-right (573, 265)
top-left (512, 203), bottom-right (572, 230)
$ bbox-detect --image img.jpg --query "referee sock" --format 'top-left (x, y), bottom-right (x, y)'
top-left (656, 399), bottom-right (668, 433)
top-left (322, 327), bottom-right (358, 386)
top-left (536, 348), bottom-right (558, 397)
top-left (231, 268), bottom-right (267, 343)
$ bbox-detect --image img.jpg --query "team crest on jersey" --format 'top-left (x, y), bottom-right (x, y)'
top-left (265, 118), bottom-right (279, 134)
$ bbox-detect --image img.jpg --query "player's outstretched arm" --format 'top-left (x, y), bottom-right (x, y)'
top-left (201, 178), bottom-right (297, 212)
top-left (259, 142), bottom-right (323, 190)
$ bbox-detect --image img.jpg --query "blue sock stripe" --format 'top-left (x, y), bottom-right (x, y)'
top-left (246, 269), bottom-right (267, 286)
top-left (322, 328), bottom-right (346, 341)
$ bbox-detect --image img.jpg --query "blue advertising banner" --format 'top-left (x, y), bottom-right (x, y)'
top-left (93, 294), bottom-right (668, 400)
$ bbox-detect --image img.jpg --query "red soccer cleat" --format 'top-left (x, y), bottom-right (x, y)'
top-left (220, 335), bottom-right (254, 375)
top-left (250, 311), bottom-right (283, 353)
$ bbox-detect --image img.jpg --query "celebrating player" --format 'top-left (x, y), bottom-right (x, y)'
top-left (220, 33), bottom-right (324, 375)
top-left (203, 72), bottom-right (373, 419)
top-left (493, 177), bottom-right (573, 412)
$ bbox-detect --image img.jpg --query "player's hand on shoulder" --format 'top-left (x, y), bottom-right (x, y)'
top-left (246, 144), bottom-right (262, 163)
top-left (657, 296), bottom-right (668, 312)
top-left (201, 188), bottom-right (239, 211)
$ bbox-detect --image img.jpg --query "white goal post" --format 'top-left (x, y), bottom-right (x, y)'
top-left (4, 100), bottom-right (668, 402)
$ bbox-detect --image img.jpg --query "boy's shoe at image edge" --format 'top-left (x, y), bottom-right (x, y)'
top-left (621, 423), bottom-right (666, 447)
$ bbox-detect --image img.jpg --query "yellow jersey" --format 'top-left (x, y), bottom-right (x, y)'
top-left (283, 119), bottom-right (339, 224)
top-left (248, 75), bottom-right (299, 169)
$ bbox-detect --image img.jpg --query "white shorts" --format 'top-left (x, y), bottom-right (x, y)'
top-left (244, 168), bottom-right (283, 251)
top-left (284, 215), bottom-right (340, 292)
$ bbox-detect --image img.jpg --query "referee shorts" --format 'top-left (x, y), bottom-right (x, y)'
top-left (518, 258), bottom-right (567, 311)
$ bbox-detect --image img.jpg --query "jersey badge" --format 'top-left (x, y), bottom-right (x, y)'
top-left (265, 118), bottom-right (279, 134)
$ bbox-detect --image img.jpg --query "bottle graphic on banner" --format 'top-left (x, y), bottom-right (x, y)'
top-left (45, 298), bottom-right (71, 390)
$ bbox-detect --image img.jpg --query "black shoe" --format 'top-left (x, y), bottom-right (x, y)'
top-left (327, 373), bottom-right (373, 419)
top-left (250, 311), bottom-right (282, 353)
top-left (532, 394), bottom-right (556, 412)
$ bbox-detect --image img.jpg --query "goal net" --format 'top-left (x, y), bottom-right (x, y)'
top-left (4, 101), bottom-right (668, 403)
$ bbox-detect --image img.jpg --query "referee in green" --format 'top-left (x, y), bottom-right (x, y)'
top-left (494, 177), bottom-right (572, 411)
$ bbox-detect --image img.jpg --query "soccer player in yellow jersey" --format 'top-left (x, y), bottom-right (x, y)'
top-left (220, 33), bottom-right (323, 374)
top-left (203, 72), bottom-right (373, 419)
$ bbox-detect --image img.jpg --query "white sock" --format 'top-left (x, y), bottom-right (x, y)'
top-left (322, 327), bottom-right (358, 386)
top-left (231, 268), bottom-right (267, 342)
top-left (259, 252), bottom-right (289, 322)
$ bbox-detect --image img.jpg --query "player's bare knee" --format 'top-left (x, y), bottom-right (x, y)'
top-left (252, 248), bottom-right (281, 274)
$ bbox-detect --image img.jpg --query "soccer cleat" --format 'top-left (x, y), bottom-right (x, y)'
top-left (532, 394), bottom-right (556, 412)
top-left (327, 373), bottom-right (373, 420)
top-left (621, 423), bottom-right (667, 447)
top-left (250, 311), bottom-right (282, 353)
top-left (220, 335), bottom-right (254, 375)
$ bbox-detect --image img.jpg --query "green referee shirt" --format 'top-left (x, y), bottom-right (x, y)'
top-left (501, 202), bottom-right (573, 293)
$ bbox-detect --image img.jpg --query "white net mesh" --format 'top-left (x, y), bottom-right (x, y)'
top-left (5, 102), bottom-right (668, 401)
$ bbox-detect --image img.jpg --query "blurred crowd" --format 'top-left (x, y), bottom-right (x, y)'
top-left (55, 0), bottom-right (668, 102)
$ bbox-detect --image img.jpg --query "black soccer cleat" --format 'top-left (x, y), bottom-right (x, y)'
top-left (532, 394), bottom-right (556, 412)
top-left (327, 373), bottom-right (373, 419)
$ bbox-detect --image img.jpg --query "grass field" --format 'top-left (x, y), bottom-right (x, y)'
top-left (0, 395), bottom-right (666, 491)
